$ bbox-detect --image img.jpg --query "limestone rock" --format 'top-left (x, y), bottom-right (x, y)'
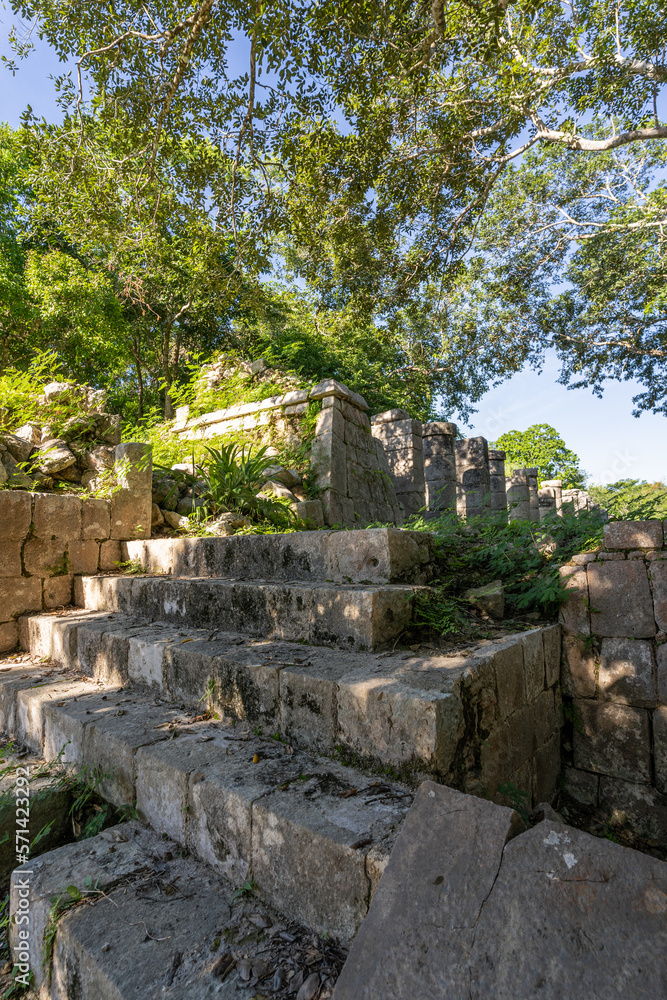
top-left (295, 499), bottom-right (325, 527)
top-left (208, 512), bottom-right (251, 536)
top-left (11, 422), bottom-right (41, 446)
top-left (82, 445), bottom-right (115, 472)
top-left (259, 481), bottom-right (298, 503)
top-left (151, 503), bottom-right (164, 528)
top-left (176, 496), bottom-right (207, 516)
top-left (264, 465), bottom-right (302, 489)
top-left (464, 580), bottom-right (505, 620)
top-left (162, 509), bottom-right (189, 530)
top-left (0, 431), bottom-right (34, 464)
top-left (0, 461), bottom-right (7, 486)
top-left (42, 380), bottom-right (76, 402)
top-left (35, 438), bottom-right (77, 474)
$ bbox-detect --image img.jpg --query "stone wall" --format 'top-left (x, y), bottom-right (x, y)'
top-left (173, 390), bottom-right (312, 446)
top-left (370, 410), bottom-right (425, 519)
top-left (310, 381), bottom-right (403, 528)
top-left (560, 519), bottom-right (667, 846)
top-left (0, 443), bottom-right (152, 652)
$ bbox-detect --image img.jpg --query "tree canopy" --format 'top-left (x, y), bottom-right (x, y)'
top-left (495, 423), bottom-right (586, 487)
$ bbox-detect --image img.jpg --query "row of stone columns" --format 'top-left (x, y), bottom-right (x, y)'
top-left (370, 410), bottom-right (588, 523)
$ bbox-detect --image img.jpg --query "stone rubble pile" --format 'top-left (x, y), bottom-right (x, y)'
top-left (0, 381), bottom-right (121, 492)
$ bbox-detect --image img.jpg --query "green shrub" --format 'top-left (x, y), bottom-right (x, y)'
top-left (407, 505), bottom-right (605, 625)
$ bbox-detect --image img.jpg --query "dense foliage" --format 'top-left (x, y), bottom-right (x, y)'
top-left (495, 424), bottom-right (586, 488)
top-left (588, 479), bottom-right (667, 520)
top-left (409, 505), bottom-right (605, 633)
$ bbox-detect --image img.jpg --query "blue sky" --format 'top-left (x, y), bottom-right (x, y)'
top-left (1, 19), bottom-right (665, 486)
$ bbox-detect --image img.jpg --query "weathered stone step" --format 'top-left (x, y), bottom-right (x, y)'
top-left (121, 527), bottom-right (435, 585)
top-left (74, 574), bottom-right (420, 651)
top-left (10, 820), bottom-right (347, 997)
top-left (0, 661), bottom-right (411, 946)
top-left (18, 609), bottom-right (563, 804)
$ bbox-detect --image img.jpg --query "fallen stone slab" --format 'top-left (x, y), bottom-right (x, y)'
top-left (333, 782), bottom-right (667, 1000)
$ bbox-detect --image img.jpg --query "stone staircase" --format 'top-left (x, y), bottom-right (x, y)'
top-left (1, 527), bottom-right (562, 998)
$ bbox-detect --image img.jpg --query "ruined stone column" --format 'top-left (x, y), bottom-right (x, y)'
top-left (422, 422), bottom-right (457, 518)
top-left (488, 449), bottom-right (508, 521)
top-left (454, 437), bottom-right (490, 519)
top-left (371, 410), bottom-right (425, 519)
top-left (111, 442), bottom-right (153, 539)
top-left (511, 467), bottom-right (540, 522)
top-left (539, 479), bottom-right (563, 520)
top-left (506, 472), bottom-right (530, 521)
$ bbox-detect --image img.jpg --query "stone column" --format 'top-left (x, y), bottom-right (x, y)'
top-left (310, 380), bottom-right (402, 527)
top-left (111, 442), bottom-right (153, 539)
top-left (454, 437), bottom-right (490, 519)
top-left (371, 410), bottom-right (425, 519)
top-left (506, 472), bottom-right (531, 521)
top-left (488, 449), bottom-right (508, 521)
top-left (422, 422), bottom-right (457, 518)
top-left (539, 479), bottom-right (563, 520)
top-left (511, 467), bottom-right (539, 522)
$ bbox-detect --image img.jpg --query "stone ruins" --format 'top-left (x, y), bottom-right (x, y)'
top-left (0, 375), bottom-right (663, 1000)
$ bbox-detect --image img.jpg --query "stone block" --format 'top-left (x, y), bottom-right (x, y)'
top-left (371, 418), bottom-right (422, 450)
top-left (587, 560), bottom-right (655, 637)
top-left (658, 643), bottom-right (667, 704)
top-left (655, 706), bottom-right (667, 794)
top-left (424, 480), bottom-right (455, 512)
top-left (99, 538), bottom-right (122, 570)
top-left (521, 628), bottom-right (545, 701)
top-left (332, 782), bottom-right (523, 1000)
top-left (371, 408), bottom-right (410, 424)
top-left (650, 560), bottom-right (667, 633)
top-left (423, 443), bottom-right (456, 481)
top-left (598, 773), bottom-right (667, 845)
top-left (561, 635), bottom-right (597, 698)
top-left (294, 498), bottom-right (324, 527)
top-left (534, 733), bottom-right (561, 802)
top-left (0, 490), bottom-right (31, 540)
top-left (43, 574), bottom-right (73, 608)
top-left (0, 577), bottom-right (42, 618)
top-left (562, 764), bottom-right (599, 805)
top-left (469, 821), bottom-right (667, 999)
top-left (479, 706), bottom-right (536, 795)
top-left (114, 442), bottom-right (152, 491)
top-left (310, 430), bottom-right (347, 494)
top-left (315, 404), bottom-right (346, 438)
top-left (604, 519), bottom-right (662, 549)
top-left (573, 699), bottom-right (651, 783)
top-left (337, 666), bottom-right (464, 771)
top-left (598, 637), bottom-right (656, 707)
top-left (110, 489), bottom-right (152, 539)
top-left (493, 639), bottom-right (526, 720)
top-left (32, 493), bottom-right (81, 540)
top-left (341, 400), bottom-right (370, 427)
top-left (0, 540), bottom-right (22, 577)
top-left (422, 420), bottom-right (457, 437)
top-left (279, 661), bottom-right (344, 752)
top-left (310, 378), bottom-right (369, 410)
top-left (542, 624), bottom-right (561, 688)
top-left (81, 498), bottom-right (111, 539)
top-left (23, 538), bottom-right (67, 578)
top-left (320, 488), bottom-right (346, 526)
top-left (67, 540), bottom-right (100, 575)
top-left (0, 620), bottom-right (18, 652)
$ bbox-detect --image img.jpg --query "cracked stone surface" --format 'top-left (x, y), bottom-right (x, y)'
top-left (333, 783), bottom-right (667, 1000)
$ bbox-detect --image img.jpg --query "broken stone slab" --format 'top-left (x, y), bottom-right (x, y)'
top-left (0, 431), bottom-right (34, 463)
top-left (468, 821), bottom-right (667, 998)
top-left (334, 786), bottom-right (667, 1000)
top-left (332, 782), bottom-right (524, 999)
